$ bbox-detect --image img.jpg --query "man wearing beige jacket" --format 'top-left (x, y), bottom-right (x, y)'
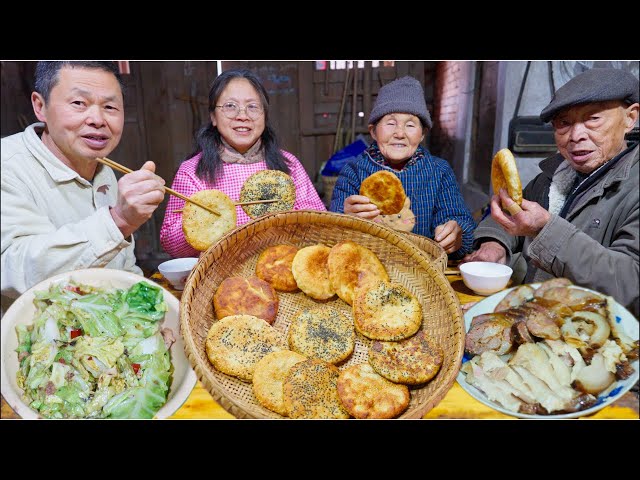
top-left (1, 61), bottom-right (165, 311)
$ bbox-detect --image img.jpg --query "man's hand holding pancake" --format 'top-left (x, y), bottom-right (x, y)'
top-left (490, 188), bottom-right (550, 237)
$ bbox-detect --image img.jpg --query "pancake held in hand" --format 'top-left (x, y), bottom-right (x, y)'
top-left (288, 305), bottom-right (355, 364)
top-left (205, 314), bottom-right (286, 382)
top-left (353, 280), bottom-right (422, 341)
top-left (283, 358), bottom-right (350, 419)
top-left (213, 276), bottom-right (279, 324)
top-left (327, 240), bottom-right (389, 306)
top-left (359, 170), bottom-right (406, 215)
top-left (182, 189), bottom-right (237, 251)
top-left (291, 244), bottom-right (335, 300)
top-left (239, 170), bottom-right (296, 218)
top-left (252, 350), bottom-right (307, 416)
top-left (369, 330), bottom-right (444, 385)
top-left (255, 244), bottom-right (299, 292)
top-left (337, 363), bottom-right (410, 419)
top-left (491, 148), bottom-right (522, 207)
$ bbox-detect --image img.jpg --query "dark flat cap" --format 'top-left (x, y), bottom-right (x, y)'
top-left (540, 68), bottom-right (639, 123)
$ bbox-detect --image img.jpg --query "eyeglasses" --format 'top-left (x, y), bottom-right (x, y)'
top-left (215, 102), bottom-right (264, 119)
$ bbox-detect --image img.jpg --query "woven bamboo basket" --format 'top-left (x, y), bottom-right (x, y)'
top-left (180, 210), bottom-right (464, 419)
top-left (396, 231), bottom-right (447, 273)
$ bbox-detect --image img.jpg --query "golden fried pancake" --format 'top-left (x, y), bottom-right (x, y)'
top-left (255, 244), bottom-right (299, 292)
top-left (239, 170), bottom-right (296, 218)
top-left (291, 244), bottom-right (335, 300)
top-left (491, 148), bottom-right (522, 207)
top-left (337, 363), bottom-right (410, 419)
top-left (288, 306), bottom-right (355, 364)
top-left (283, 358), bottom-right (350, 419)
top-left (369, 330), bottom-right (443, 385)
top-left (205, 315), bottom-right (286, 382)
top-left (353, 280), bottom-right (422, 341)
top-left (182, 189), bottom-right (237, 251)
top-left (252, 350), bottom-right (307, 416)
top-left (213, 276), bottom-right (279, 324)
top-left (327, 240), bottom-right (389, 306)
top-left (359, 170), bottom-right (406, 215)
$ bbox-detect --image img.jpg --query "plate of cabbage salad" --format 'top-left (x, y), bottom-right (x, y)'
top-left (1, 269), bottom-right (195, 419)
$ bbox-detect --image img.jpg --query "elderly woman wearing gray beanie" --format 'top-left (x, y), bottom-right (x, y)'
top-left (329, 76), bottom-right (476, 257)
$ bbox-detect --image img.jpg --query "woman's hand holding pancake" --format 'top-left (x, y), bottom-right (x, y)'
top-left (344, 195), bottom-right (380, 220)
top-left (490, 189), bottom-right (551, 237)
top-left (434, 219), bottom-right (462, 254)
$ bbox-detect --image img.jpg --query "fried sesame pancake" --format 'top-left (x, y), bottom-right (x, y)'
top-left (369, 330), bottom-right (444, 385)
top-left (283, 358), bottom-right (350, 419)
top-left (213, 276), bottom-right (279, 324)
top-left (205, 314), bottom-right (286, 382)
top-left (252, 350), bottom-right (307, 416)
top-left (353, 280), bottom-right (422, 341)
top-left (239, 170), bottom-right (296, 218)
top-left (291, 244), bottom-right (335, 300)
top-left (327, 240), bottom-right (389, 306)
top-left (288, 305), bottom-right (355, 364)
top-left (182, 189), bottom-right (237, 252)
top-left (255, 244), bottom-right (299, 292)
top-left (336, 363), bottom-right (410, 419)
top-left (359, 170), bottom-right (406, 215)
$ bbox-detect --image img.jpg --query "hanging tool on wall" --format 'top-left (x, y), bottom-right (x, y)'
top-left (333, 63), bottom-right (351, 153)
top-left (350, 61), bottom-right (358, 144)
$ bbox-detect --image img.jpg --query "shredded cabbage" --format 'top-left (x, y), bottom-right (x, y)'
top-left (15, 280), bottom-right (173, 419)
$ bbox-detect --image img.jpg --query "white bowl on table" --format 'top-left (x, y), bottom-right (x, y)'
top-left (459, 261), bottom-right (513, 296)
top-left (0, 268), bottom-right (197, 419)
top-left (158, 257), bottom-right (199, 291)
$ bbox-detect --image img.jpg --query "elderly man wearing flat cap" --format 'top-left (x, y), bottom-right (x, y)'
top-left (463, 67), bottom-right (639, 317)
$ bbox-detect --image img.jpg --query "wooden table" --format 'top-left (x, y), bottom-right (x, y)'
top-left (2, 272), bottom-right (638, 420)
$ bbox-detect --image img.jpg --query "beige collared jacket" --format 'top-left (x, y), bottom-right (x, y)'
top-left (1, 123), bottom-right (142, 308)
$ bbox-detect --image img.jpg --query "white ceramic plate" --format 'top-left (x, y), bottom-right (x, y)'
top-left (1, 268), bottom-right (197, 419)
top-left (457, 284), bottom-right (639, 419)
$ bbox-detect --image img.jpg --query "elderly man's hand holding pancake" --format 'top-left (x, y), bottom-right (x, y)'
top-left (489, 189), bottom-right (551, 238)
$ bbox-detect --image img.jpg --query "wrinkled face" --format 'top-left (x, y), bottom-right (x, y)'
top-left (32, 66), bottom-right (124, 168)
top-left (369, 113), bottom-right (425, 165)
top-left (552, 100), bottom-right (639, 173)
top-left (211, 78), bottom-right (265, 154)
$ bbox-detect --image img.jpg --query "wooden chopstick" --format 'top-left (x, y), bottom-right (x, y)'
top-left (172, 198), bottom-right (278, 213)
top-left (444, 268), bottom-right (461, 276)
top-left (96, 157), bottom-right (220, 216)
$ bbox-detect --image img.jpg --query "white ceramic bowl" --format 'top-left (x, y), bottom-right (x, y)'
top-left (158, 257), bottom-right (199, 291)
top-left (0, 268), bottom-right (197, 419)
top-left (459, 261), bottom-right (513, 296)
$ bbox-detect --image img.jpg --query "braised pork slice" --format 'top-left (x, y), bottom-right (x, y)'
top-left (534, 277), bottom-right (572, 297)
top-left (528, 297), bottom-right (573, 323)
top-left (495, 285), bottom-right (535, 312)
top-left (512, 321), bottom-right (535, 345)
top-left (465, 316), bottom-right (514, 356)
top-left (519, 304), bottom-right (561, 340)
top-left (542, 286), bottom-right (605, 313)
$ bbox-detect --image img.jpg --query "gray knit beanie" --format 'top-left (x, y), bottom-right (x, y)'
top-left (368, 76), bottom-right (432, 128)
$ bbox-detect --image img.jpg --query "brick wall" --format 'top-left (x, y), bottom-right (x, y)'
top-left (430, 61), bottom-right (463, 161)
